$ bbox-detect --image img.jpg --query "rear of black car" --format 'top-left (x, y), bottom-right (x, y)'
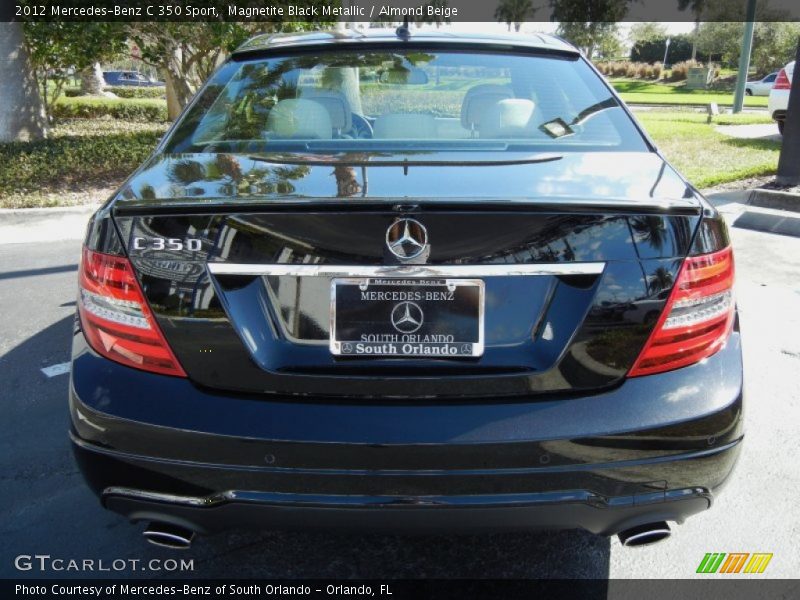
top-left (69, 32), bottom-right (742, 546)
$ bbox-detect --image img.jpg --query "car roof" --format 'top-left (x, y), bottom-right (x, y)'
top-left (233, 28), bottom-right (578, 57)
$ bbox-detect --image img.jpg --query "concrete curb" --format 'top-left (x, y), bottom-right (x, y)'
top-left (748, 189), bottom-right (800, 213)
top-left (0, 204), bottom-right (99, 245)
top-left (706, 189), bottom-right (800, 238)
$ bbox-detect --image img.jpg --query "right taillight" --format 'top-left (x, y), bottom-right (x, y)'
top-left (78, 247), bottom-right (186, 377)
top-left (629, 246), bottom-right (735, 377)
top-left (774, 68), bottom-right (791, 90)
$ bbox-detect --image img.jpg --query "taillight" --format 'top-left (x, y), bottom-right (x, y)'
top-left (773, 68), bottom-right (791, 90)
top-left (629, 247), bottom-right (735, 377)
top-left (78, 247), bottom-right (186, 377)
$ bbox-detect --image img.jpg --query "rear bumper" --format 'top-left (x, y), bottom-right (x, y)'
top-left (769, 90), bottom-right (789, 119)
top-left (69, 330), bottom-right (744, 536)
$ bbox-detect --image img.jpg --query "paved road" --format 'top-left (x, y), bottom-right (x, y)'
top-left (1, 215), bottom-right (798, 580)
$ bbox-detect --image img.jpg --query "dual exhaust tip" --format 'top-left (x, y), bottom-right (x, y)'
top-left (143, 522), bottom-right (195, 550)
top-left (617, 521), bottom-right (671, 547)
top-left (143, 520), bottom-right (671, 550)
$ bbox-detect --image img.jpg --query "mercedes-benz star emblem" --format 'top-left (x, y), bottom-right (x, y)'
top-left (386, 218), bottom-right (428, 260)
top-left (391, 301), bottom-right (424, 333)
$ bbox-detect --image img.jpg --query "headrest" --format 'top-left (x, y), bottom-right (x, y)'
top-left (460, 84), bottom-right (514, 129)
top-left (299, 89), bottom-right (352, 133)
top-left (479, 99), bottom-right (536, 138)
top-left (373, 113), bottom-right (437, 139)
top-left (266, 98), bottom-right (332, 139)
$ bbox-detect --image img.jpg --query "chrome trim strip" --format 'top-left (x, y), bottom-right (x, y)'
top-left (103, 486), bottom-right (710, 511)
top-left (207, 262), bottom-right (606, 278)
top-left (104, 486), bottom-right (232, 507)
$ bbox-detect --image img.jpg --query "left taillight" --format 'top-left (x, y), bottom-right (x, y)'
top-left (773, 68), bottom-right (791, 90)
top-left (78, 247), bottom-right (186, 377)
top-left (629, 246), bottom-right (735, 377)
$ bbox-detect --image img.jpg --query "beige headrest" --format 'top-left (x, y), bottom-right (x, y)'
top-left (479, 99), bottom-right (536, 138)
top-left (460, 84), bottom-right (514, 129)
top-left (267, 98), bottom-right (332, 139)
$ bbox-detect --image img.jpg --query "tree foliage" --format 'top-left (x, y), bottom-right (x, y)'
top-left (628, 23), bottom-right (668, 45)
top-left (631, 34), bottom-right (695, 64)
top-left (129, 20), bottom-right (327, 119)
top-left (22, 22), bottom-right (128, 118)
top-left (551, 0), bottom-right (629, 59)
top-left (494, 0), bottom-right (536, 32)
top-left (695, 22), bottom-right (800, 73)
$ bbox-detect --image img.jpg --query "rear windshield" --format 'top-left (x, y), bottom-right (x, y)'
top-left (165, 49), bottom-right (648, 155)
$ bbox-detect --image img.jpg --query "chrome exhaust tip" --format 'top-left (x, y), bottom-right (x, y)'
top-left (618, 521), bottom-right (671, 547)
top-left (143, 522), bottom-right (195, 550)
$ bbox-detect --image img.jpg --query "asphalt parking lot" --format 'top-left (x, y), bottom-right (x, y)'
top-left (1, 208), bottom-right (799, 580)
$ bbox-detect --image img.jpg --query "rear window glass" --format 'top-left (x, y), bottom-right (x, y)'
top-left (165, 49), bottom-right (647, 155)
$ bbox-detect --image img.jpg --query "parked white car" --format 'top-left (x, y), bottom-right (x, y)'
top-left (745, 72), bottom-right (778, 96)
top-left (768, 61), bottom-right (795, 134)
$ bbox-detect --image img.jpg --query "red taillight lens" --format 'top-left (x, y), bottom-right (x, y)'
top-left (774, 68), bottom-right (791, 90)
top-left (78, 247), bottom-right (186, 377)
top-left (629, 247), bottom-right (735, 377)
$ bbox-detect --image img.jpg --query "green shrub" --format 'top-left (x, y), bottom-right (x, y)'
top-left (63, 86), bottom-right (165, 99)
top-left (106, 86), bottom-right (166, 99)
top-left (0, 119), bottom-right (166, 198)
top-left (52, 96), bottom-right (168, 122)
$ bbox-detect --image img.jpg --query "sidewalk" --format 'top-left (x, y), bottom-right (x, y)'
top-left (0, 205), bottom-right (99, 245)
top-left (714, 123), bottom-right (781, 142)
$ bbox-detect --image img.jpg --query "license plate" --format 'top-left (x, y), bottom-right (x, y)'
top-left (330, 278), bottom-right (484, 357)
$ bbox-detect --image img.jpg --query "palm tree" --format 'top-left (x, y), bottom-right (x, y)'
top-left (0, 22), bottom-right (47, 141)
top-left (630, 216), bottom-right (669, 252)
top-left (647, 266), bottom-right (675, 295)
top-left (494, 0), bottom-right (536, 33)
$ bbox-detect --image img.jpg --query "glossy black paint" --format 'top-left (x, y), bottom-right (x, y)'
top-left (100, 151), bottom-right (702, 398)
top-left (71, 33), bottom-right (743, 536)
top-left (69, 328), bottom-right (743, 533)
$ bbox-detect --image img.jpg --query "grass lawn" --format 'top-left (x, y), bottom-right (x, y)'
top-left (611, 78), bottom-right (769, 107)
top-left (636, 111), bottom-right (780, 188)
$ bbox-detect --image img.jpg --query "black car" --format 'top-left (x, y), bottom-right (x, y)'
top-left (102, 70), bottom-right (165, 87)
top-left (71, 29), bottom-right (742, 550)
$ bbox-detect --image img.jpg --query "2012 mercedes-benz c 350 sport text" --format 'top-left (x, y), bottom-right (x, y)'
top-left (69, 28), bottom-right (742, 550)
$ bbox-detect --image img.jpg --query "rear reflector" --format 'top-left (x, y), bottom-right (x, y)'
top-left (629, 247), bottom-right (735, 377)
top-left (773, 68), bottom-right (791, 90)
top-left (78, 248), bottom-right (186, 377)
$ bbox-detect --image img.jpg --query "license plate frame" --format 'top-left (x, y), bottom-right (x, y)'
top-left (330, 278), bottom-right (485, 358)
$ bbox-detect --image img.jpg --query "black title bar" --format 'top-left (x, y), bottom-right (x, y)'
top-left (4, 0), bottom-right (800, 23)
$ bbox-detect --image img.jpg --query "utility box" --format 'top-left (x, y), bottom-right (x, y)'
top-left (686, 67), bottom-right (712, 90)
